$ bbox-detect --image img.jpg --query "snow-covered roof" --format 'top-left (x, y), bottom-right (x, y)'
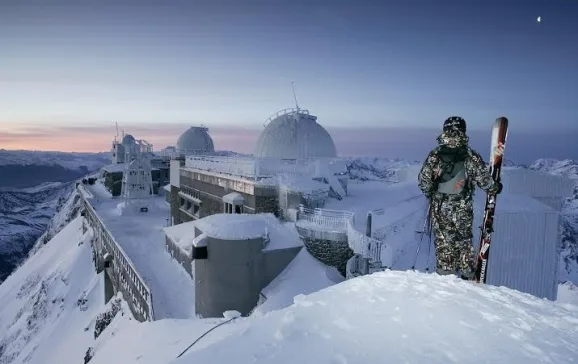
top-left (253, 109), bottom-right (337, 159)
top-left (257, 173), bottom-right (329, 194)
top-left (222, 192), bottom-right (244, 204)
top-left (163, 213), bottom-right (303, 249)
top-left (162, 184), bottom-right (171, 192)
top-left (195, 213), bottom-right (270, 240)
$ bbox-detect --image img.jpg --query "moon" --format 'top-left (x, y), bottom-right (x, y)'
top-left (537, 16), bottom-right (541, 23)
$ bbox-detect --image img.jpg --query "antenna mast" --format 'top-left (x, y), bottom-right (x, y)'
top-left (291, 82), bottom-right (300, 111)
top-left (115, 122), bottom-right (119, 142)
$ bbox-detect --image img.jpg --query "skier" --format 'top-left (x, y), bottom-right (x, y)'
top-left (417, 116), bottom-right (503, 280)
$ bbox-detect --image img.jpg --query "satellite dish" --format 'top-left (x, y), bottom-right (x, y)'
top-left (537, 16), bottom-right (541, 23)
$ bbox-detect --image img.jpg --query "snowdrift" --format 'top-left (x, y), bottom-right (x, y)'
top-left (173, 271), bottom-right (578, 364)
top-left (87, 271), bottom-right (578, 364)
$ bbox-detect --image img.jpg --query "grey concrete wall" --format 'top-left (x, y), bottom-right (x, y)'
top-left (260, 247), bottom-right (302, 289)
top-left (181, 172), bottom-right (257, 209)
top-left (301, 237), bottom-right (354, 277)
top-left (165, 236), bottom-right (193, 277)
top-left (195, 236), bottom-right (265, 318)
top-left (104, 269), bottom-right (115, 303)
top-left (198, 192), bottom-right (223, 217)
top-left (169, 185), bottom-right (180, 224)
top-left (255, 195), bottom-right (279, 216)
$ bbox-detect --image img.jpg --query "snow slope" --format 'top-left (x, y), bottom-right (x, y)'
top-left (86, 271), bottom-right (578, 364)
top-left (0, 217), bottom-right (101, 364)
top-left (0, 182), bottom-right (75, 283)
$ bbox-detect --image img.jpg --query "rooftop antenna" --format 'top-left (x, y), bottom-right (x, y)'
top-left (291, 82), bottom-right (300, 112)
top-left (115, 121), bottom-right (119, 142)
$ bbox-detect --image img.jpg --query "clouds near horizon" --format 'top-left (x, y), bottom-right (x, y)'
top-left (1, 123), bottom-right (576, 165)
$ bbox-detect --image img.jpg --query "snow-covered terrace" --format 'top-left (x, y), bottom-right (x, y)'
top-left (183, 155), bottom-right (345, 181)
top-left (83, 184), bottom-right (195, 320)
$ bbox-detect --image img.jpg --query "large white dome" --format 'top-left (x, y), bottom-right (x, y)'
top-left (176, 126), bottom-right (215, 155)
top-left (253, 109), bottom-right (337, 159)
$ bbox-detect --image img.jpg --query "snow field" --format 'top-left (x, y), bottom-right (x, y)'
top-left (174, 270), bottom-right (578, 364)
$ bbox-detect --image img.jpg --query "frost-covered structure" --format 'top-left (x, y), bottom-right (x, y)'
top-left (163, 213), bottom-right (303, 318)
top-left (472, 168), bottom-right (575, 300)
top-left (253, 108), bottom-right (337, 160)
top-left (111, 134), bottom-right (138, 164)
top-left (120, 139), bottom-right (154, 212)
top-left (176, 126), bottom-right (215, 156)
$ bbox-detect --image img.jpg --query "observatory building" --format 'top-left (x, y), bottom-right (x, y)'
top-left (253, 108), bottom-right (337, 160)
top-left (176, 126), bottom-right (215, 156)
top-left (111, 134), bottom-right (139, 164)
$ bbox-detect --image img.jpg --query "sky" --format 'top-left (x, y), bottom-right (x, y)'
top-left (0, 0), bottom-right (577, 162)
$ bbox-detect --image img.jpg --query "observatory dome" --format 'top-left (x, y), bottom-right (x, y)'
top-left (122, 134), bottom-right (135, 146)
top-left (253, 109), bottom-right (337, 159)
top-left (176, 126), bottom-right (215, 155)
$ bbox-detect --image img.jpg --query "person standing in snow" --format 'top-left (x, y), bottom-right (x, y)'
top-left (417, 116), bottom-right (503, 280)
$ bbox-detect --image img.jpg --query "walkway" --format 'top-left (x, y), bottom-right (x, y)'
top-left (86, 184), bottom-right (195, 319)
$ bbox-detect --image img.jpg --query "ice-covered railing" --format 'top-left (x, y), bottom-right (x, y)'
top-left (297, 206), bottom-right (353, 231)
top-left (296, 206), bottom-right (382, 263)
top-left (184, 155), bottom-right (318, 179)
top-left (78, 185), bottom-right (155, 322)
top-left (263, 108), bottom-right (310, 127)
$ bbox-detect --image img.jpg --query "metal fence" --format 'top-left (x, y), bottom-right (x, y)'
top-left (79, 186), bottom-right (154, 322)
top-left (184, 155), bottom-right (323, 180)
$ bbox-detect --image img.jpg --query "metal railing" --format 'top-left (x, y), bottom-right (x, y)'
top-left (79, 185), bottom-right (154, 322)
top-left (184, 155), bottom-right (319, 180)
top-left (263, 108), bottom-right (310, 127)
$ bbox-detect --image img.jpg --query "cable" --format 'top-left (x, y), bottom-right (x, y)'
top-left (176, 316), bottom-right (239, 359)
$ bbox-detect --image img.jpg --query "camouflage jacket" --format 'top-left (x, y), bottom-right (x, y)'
top-left (417, 129), bottom-right (499, 200)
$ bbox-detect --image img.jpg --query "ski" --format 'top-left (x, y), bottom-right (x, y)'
top-left (472, 117), bottom-right (509, 284)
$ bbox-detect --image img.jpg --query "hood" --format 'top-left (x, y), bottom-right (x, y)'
top-left (436, 129), bottom-right (469, 148)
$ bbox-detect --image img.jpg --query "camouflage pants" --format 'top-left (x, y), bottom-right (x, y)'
top-left (429, 196), bottom-right (475, 278)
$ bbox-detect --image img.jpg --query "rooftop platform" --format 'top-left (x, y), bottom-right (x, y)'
top-left (85, 183), bottom-right (195, 319)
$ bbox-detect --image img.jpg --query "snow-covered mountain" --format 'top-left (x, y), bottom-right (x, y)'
top-left (0, 182), bottom-right (77, 284)
top-left (0, 150), bottom-right (109, 188)
top-left (0, 150), bottom-right (110, 171)
top-left (0, 150), bottom-right (109, 283)
top-left (345, 157), bottom-right (419, 182)
top-left (1, 156), bottom-right (578, 364)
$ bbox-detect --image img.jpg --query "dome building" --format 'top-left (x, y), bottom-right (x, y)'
top-left (176, 126), bottom-right (215, 156)
top-left (253, 108), bottom-right (337, 160)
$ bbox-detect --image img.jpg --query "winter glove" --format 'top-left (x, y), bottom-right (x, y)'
top-left (489, 181), bottom-right (503, 195)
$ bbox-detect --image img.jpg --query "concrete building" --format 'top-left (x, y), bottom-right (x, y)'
top-left (163, 213), bottom-right (303, 318)
top-left (253, 108), bottom-right (337, 160)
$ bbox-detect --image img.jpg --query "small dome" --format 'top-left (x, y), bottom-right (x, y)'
top-left (122, 134), bottom-right (135, 145)
top-left (253, 109), bottom-right (337, 159)
top-left (176, 126), bottom-right (215, 155)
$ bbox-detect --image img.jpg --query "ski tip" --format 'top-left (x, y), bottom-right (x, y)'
top-left (495, 116), bottom-right (508, 125)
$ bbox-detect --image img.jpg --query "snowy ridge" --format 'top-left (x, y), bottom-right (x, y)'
top-left (0, 181), bottom-right (75, 283)
top-left (0, 149), bottom-right (110, 171)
